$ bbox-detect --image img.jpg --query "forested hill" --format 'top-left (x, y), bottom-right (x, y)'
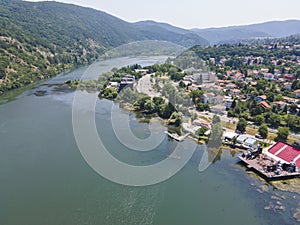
top-left (0, 0), bottom-right (208, 93)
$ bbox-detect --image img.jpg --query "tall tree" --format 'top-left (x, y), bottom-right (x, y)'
top-left (258, 124), bottom-right (268, 139)
top-left (237, 118), bottom-right (247, 133)
top-left (275, 127), bottom-right (290, 143)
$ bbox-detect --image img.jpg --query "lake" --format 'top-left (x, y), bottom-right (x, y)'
top-left (0, 56), bottom-right (299, 225)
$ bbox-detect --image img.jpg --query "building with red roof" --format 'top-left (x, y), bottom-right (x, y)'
top-left (259, 101), bottom-right (271, 109)
top-left (267, 142), bottom-right (300, 168)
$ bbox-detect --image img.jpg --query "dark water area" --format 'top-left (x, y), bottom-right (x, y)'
top-left (0, 57), bottom-right (299, 225)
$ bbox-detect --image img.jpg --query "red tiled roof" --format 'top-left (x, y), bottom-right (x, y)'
top-left (269, 142), bottom-right (286, 154)
top-left (268, 142), bottom-right (300, 167)
top-left (259, 101), bottom-right (271, 109)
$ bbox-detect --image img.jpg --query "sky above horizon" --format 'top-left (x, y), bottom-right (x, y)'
top-left (28, 0), bottom-right (300, 29)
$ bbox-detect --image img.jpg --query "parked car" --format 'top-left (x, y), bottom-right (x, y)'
top-left (255, 134), bottom-right (263, 139)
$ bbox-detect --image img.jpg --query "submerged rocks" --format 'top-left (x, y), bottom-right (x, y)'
top-left (292, 207), bottom-right (300, 222)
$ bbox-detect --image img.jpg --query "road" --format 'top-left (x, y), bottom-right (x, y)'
top-left (136, 74), bottom-right (160, 98)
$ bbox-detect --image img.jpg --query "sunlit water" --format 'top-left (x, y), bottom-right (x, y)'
top-left (0, 57), bottom-right (299, 225)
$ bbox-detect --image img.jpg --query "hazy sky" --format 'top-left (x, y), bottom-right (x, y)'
top-left (28, 0), bottom-right (300, 29)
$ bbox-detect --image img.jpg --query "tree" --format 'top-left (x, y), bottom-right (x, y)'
top-left (158, 103), bottom-right (173, 119)
top-left (269, 113), bottom-right (281, 128)
top-left (289, 104), bottom-right (298, 114)
top-left (212, 114), bottom-right (221, 123)
top-left (179, 81), bottom-right (186, 88)
top-left (231, 99), bottom-right (237, 109)
top-left (207, 115), bottom-right (223, 148)
top-left (274, 94), bottom-right (284, 102)
top-left (191, 113), bottom-right (198, 122)
top-left (258, 124), bottom-right (268, 139)
top-left (237, 118), bottom-right (247, 133)
top-left (168, 112), bottom-right (183, 127)
top-left (144, 99), bottom-right (155, 113)
top-left (275, 127), bottom-right (290, 142)
top-left (254, 114), bottom-right (265, 125)
top-left (196, 126), bottom-right (209, 137)
top-left (189, 89), bottom-right (203, 104)
top-left (136, 96), bottom-right (151, 110)
top-left (198, 74), bottom-right (203, 85)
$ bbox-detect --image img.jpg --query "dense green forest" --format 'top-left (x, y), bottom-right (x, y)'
top-left (0, 0), bottom-right (208, 93)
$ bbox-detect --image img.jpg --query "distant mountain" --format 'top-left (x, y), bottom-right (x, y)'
top-left (241, 20), bottom-right (300, 37)
top-left (192, 20), bottom-right (300, 44)
top-left (134, 20), bottom-right (190, 35)
top-left (0, 0), bottom-right (208, 93)
top-left (192, 27), bottom-right (270, 45)
top-left (132, 20), bottom-right (209, 47)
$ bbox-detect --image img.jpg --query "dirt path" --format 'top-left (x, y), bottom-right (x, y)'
top-left (136, 74), bottom-right (160, 98)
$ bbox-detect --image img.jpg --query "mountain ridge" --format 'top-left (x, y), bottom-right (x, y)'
top-left (136, 19), bottom-right (300, 44)
top-left (0, 0), bottom-right (208, 93)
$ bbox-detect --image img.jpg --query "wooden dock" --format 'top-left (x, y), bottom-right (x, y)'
top-left (164, 131), bottom-right (189, 142)
top-left (238, 155), bottom-right (300, 180)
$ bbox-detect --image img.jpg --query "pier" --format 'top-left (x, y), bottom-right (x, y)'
top-left (239, 155), bottom-right (300, 180)
top-left (164, 131), bottom-right (189, 142)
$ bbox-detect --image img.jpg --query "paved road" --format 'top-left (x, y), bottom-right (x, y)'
top-left (136, 74), bottom-right (160, 98)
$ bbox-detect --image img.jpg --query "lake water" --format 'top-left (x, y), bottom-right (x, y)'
top-left (0, 57), bottom-right (299, 225)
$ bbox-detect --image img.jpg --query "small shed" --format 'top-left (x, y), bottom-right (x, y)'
top-left (244, 138), bottom-right (257, 147)
top-left (237, 135), bottom-right (248, 144)
top-left (223, 132), bottom-right (236, 141)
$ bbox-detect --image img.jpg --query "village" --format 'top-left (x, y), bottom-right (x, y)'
top-left (94, 39), bottom-right (300, 180)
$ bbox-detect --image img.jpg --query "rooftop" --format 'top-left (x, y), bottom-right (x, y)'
top-left (268, 142), bottom-right (300, 167)
top-left (259, 101), bottom-right (271, 109)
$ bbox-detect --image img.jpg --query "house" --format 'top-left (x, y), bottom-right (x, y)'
top-left (223, 131), bottom-right (237, 141)
top-left (250, 81), bottom-right (257, 86)
top-left (244, 138), bottom-right (257, 148)
top-left (199, 72), bottom-right (216, 83)
top-left (284, 67), bottom-right (291, 73)
top-left (193, 119), bottom-right (211, 129)
top-left (232, 72), bottom-right (244, 81)
top-left (255, 95), bottom-right (267, 102)
top-left (213, 96), bottom-right (224, 105)
top-left (283, 96), bottom-right (298, 104)
top-left (108, 82), bottom-right (119, 88)
top-left (247, 70), bottom-right (260, 78)
top-left (118, 74), bottom-right (135, 92)
top-left (259, 101), bottom-right (271, 109)
top-left (260, 68), bottom-right (269, 73)
top-left (135, 69), bottom-right (149, 75)
top-left (294, 90), bottom-right (300, 98)
top-left (263, 73), bottom-right (275, 81)
top-left (237, 135), bottom-right (248, 144)
top-left (245, 77), bottom-right (253, 83)
top-left (183, 75), bottom-right (195, 84)
top-left (283, 82), bottom-right (292, 90)
top-left (230, 89), bottom-right (241, 97)
top-left (272, 101), bottom-right (286, 110)
top-left (188, 85), bottom-right (199, 92)
top-left (202, 93), bottom-right (215, 104)
top-left (202, 84), bottom-right (222, 93)
top-left (225, 83), bottom-right (237, 89)
top-left (224, 96), bottom-right (234, 109)
top-left (210, 104), bottom-right (226, 115)
top-left (284, 74), bottom-right (297, 81)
